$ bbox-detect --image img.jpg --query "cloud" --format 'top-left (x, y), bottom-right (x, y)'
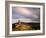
top-left (12, 7), bottom-right (40, 23)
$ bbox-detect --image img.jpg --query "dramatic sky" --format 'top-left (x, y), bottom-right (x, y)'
top-left (12, 7), bottom-right (40, 23)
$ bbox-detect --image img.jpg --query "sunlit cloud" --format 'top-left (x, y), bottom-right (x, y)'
top-left (15, 7), bottom-right (32, 16)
